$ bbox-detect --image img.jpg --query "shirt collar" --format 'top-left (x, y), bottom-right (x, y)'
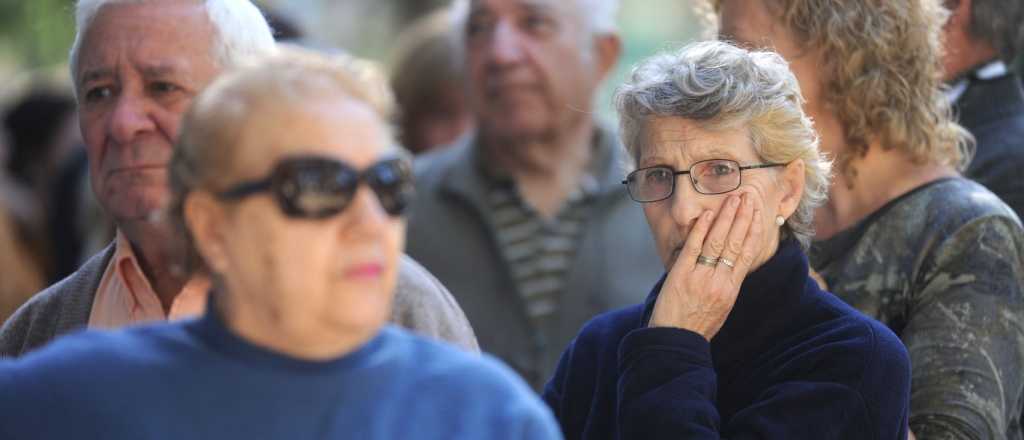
top-left (91, 230), bottom-right (210, 326)
top-left (946, 59), bottom-right (1009, 104)
top-left (469, 123), bottom-right (621, 199)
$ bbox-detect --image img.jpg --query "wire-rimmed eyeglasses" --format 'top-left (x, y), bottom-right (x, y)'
top-left (622, 159), bottom-right (786, 203)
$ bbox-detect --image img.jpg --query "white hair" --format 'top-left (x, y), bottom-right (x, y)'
top-left (450, 0), bottom-right (620, 36)
top-left (69, 0), bottom-right (276, 85)
top-left (615, 41), bottom-right (832, 250)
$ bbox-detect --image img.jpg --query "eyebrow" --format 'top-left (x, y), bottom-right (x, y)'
top-left (639, 146), bottom-right (740, 169)
top-left (79, 68), bottom-right (114, 86)
top-left (519, 1), bottom-right (558, 15)
top-left (469, 0), bottom-right (557, 18)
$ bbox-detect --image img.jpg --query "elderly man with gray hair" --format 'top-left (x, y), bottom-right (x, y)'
top-left (943, 0), bottom-right (1024, 220)
top-left (0, 0), bottom-right (478, 357)
top-left (406, 0), bottom-right (662, 389)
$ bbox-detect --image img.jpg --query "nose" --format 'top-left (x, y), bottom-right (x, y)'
top-left (488, 21), bottom-right (526, 66)
top-left (668, 176), bottom-right (707, 235)
top-left (340, 185), bottom-right (391, 236)
top-left (107, 92), bottom-right (157, 145)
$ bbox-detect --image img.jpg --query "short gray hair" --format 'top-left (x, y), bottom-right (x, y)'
top-left (968, 0), bottom-right (1024, 61)
top-left (615, 40), bottom-right (832, 249)
top-left (451, 0), bottom-right (620, 36)
top-left (69, 0), bottom-right (276, 86)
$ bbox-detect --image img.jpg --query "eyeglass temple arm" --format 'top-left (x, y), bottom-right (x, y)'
top-left (218, 179), bottom-right (273, 200)
top-left (739, 163), bottom-right (787, 170)
top-left (621, 169), bottom-right (691, 185)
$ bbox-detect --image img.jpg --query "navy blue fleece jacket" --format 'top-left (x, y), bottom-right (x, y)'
top-left (543, 240), bottom-right (911, 439)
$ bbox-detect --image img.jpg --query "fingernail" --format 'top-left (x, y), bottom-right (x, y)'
top-left (730, 196), bottom-right (740, 208)
top-left (704, 211), bottom-right (714, 221)
top-left (744, 194), bottom-right (752, 207)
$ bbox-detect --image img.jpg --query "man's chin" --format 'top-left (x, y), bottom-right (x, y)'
top-left (482, 118), bottom-right (557, 143)
top-left (103, 197), bottom-right (172, 225)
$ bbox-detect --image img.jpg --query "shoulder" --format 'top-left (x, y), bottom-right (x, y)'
top-left (412, 139), bottom-right (472, 189)
top-left (0, 321), bottom-right (192, 391)
top-left (868, 178), bottom-right (1021, 256)
top-left (0, 245), bottom-right (114, 357)
top-left (777, 294), bottom-right (911, 396)
top-left (895, 178), bottom-right (1016, 226)
top-left (903, 179), bottom-right (1023, 264)
top-left (379, 327), bottom-right (555, 420)
top-left (552, 304), bottom-right (646, 380)
top-left (574, 304), bottom-right (647, 350)
top-left (391, 255), bottom-right (478, 351)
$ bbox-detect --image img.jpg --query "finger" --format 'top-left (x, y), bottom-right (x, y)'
top-left (701, 194), bottom-right (741, 260)
top-left (732, 203), bottom-right (764, 285)
top-left (681, 210), bottom-right (715, 272)
top-left (717, 192), bottom-right (754, 273)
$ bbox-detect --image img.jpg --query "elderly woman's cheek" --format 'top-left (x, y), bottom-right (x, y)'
top-left (642, 202), bottom-right (677, 268)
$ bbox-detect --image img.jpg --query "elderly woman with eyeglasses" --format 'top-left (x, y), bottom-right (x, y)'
top-left (542, 41), bottom-right (911, 440)
top-left (0, 50), bottom-right (560, 440)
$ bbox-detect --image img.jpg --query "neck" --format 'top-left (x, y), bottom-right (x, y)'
top-left (943, 38), bottom-right (999, 82)
top-left (215, 290), bottom-right (377, 361)
top-left (119, 219), bottom-right (191, 313)
top-left (482, 119), bottom-right (595, 218)
top-left (813, 143), bottom-right (956, 239)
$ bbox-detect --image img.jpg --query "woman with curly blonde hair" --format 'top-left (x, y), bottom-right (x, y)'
top-left (710, 0), bottom-right (1024, 438)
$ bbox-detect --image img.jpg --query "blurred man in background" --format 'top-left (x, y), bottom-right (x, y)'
top-left (390, 8), bottom-right (474, 154)
top-left (406, 0), bottom-right (662, 388)
top-left (942, 0), bottom-right (1024, 218)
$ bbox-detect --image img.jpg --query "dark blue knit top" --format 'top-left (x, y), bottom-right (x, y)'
top-left (543, 239), bottom-right (911, 439)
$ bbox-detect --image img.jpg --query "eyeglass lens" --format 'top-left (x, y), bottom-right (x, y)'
top-left (627, 159), bottom-right (742, 202)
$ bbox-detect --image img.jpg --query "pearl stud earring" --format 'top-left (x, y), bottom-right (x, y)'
top-left (775, 215), bottom-right (785, 226)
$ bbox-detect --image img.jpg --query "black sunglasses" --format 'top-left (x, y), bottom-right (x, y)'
top-left (217, 155), bottom-right (414, 218)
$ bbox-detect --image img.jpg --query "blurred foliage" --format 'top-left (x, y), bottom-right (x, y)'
top-left (0, 0), bottom-right (75, 70)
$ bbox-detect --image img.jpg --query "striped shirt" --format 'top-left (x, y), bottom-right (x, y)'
top-left (484, 174), bottom-right (599, 345)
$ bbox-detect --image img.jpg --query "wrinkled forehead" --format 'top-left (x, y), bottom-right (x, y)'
top-left (226, 96), bottom-right (394, 179)
top-left (76, 1), bottom-right (218, 83)
top-left (637, 118), bottom-right (756, 167)
top-left (467, 0), bottom-right (579, 21)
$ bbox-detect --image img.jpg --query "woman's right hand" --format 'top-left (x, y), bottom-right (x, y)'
top-left (648, 191), bottom-right (764, 340)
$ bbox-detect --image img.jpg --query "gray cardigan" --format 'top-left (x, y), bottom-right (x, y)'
top-left (0, 244), bottom-right (479, 357)
top-left (406, 126), bottom-right (663, 389)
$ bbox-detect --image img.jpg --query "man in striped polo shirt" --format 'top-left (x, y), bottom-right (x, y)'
top-left (406, 0), bottom-right (662, 389)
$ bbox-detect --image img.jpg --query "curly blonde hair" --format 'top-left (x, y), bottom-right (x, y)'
top-left (616, 41), bottom-right (832, 249)
top-left (705, 0), bottom-right (973, 175)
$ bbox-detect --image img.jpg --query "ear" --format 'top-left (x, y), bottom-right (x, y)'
top-left (592, 33), bottom-right (622, 83)
top-left (184, 191), bottom-right (231, 274)
top-left (777, 159), bottom-right (805, 220)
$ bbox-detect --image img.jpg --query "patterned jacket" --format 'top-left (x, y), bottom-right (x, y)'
top-left (811, 177), bottom-right (1024, 439)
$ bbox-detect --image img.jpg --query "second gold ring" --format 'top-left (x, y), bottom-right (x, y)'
top-left (696, 255), bottom-right (719, 266)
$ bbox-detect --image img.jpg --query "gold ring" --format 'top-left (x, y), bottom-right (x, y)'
top-left (719, 257), bottom-right (735, 268)
top-left (696, 255), bottom-right (719, 266)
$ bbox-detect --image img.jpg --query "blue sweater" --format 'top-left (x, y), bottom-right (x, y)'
top-left (543, 240), bottom-right (911, 439)
top-left (0, 311), bottom-right (562, 439)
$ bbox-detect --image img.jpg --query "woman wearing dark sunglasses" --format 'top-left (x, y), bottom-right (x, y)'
top-left (0, 50), bottom-right (560, 439)
top-left (543, 41), bottom-right (912, 439)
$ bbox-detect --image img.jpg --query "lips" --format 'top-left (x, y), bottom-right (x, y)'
top-left (104, 164), bottom-right (168, 178)
top-left (344, 262), bottom-right (384, 280)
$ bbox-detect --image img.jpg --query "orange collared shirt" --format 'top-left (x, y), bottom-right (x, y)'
top-left (89, 231), bottom-right (210, 329)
